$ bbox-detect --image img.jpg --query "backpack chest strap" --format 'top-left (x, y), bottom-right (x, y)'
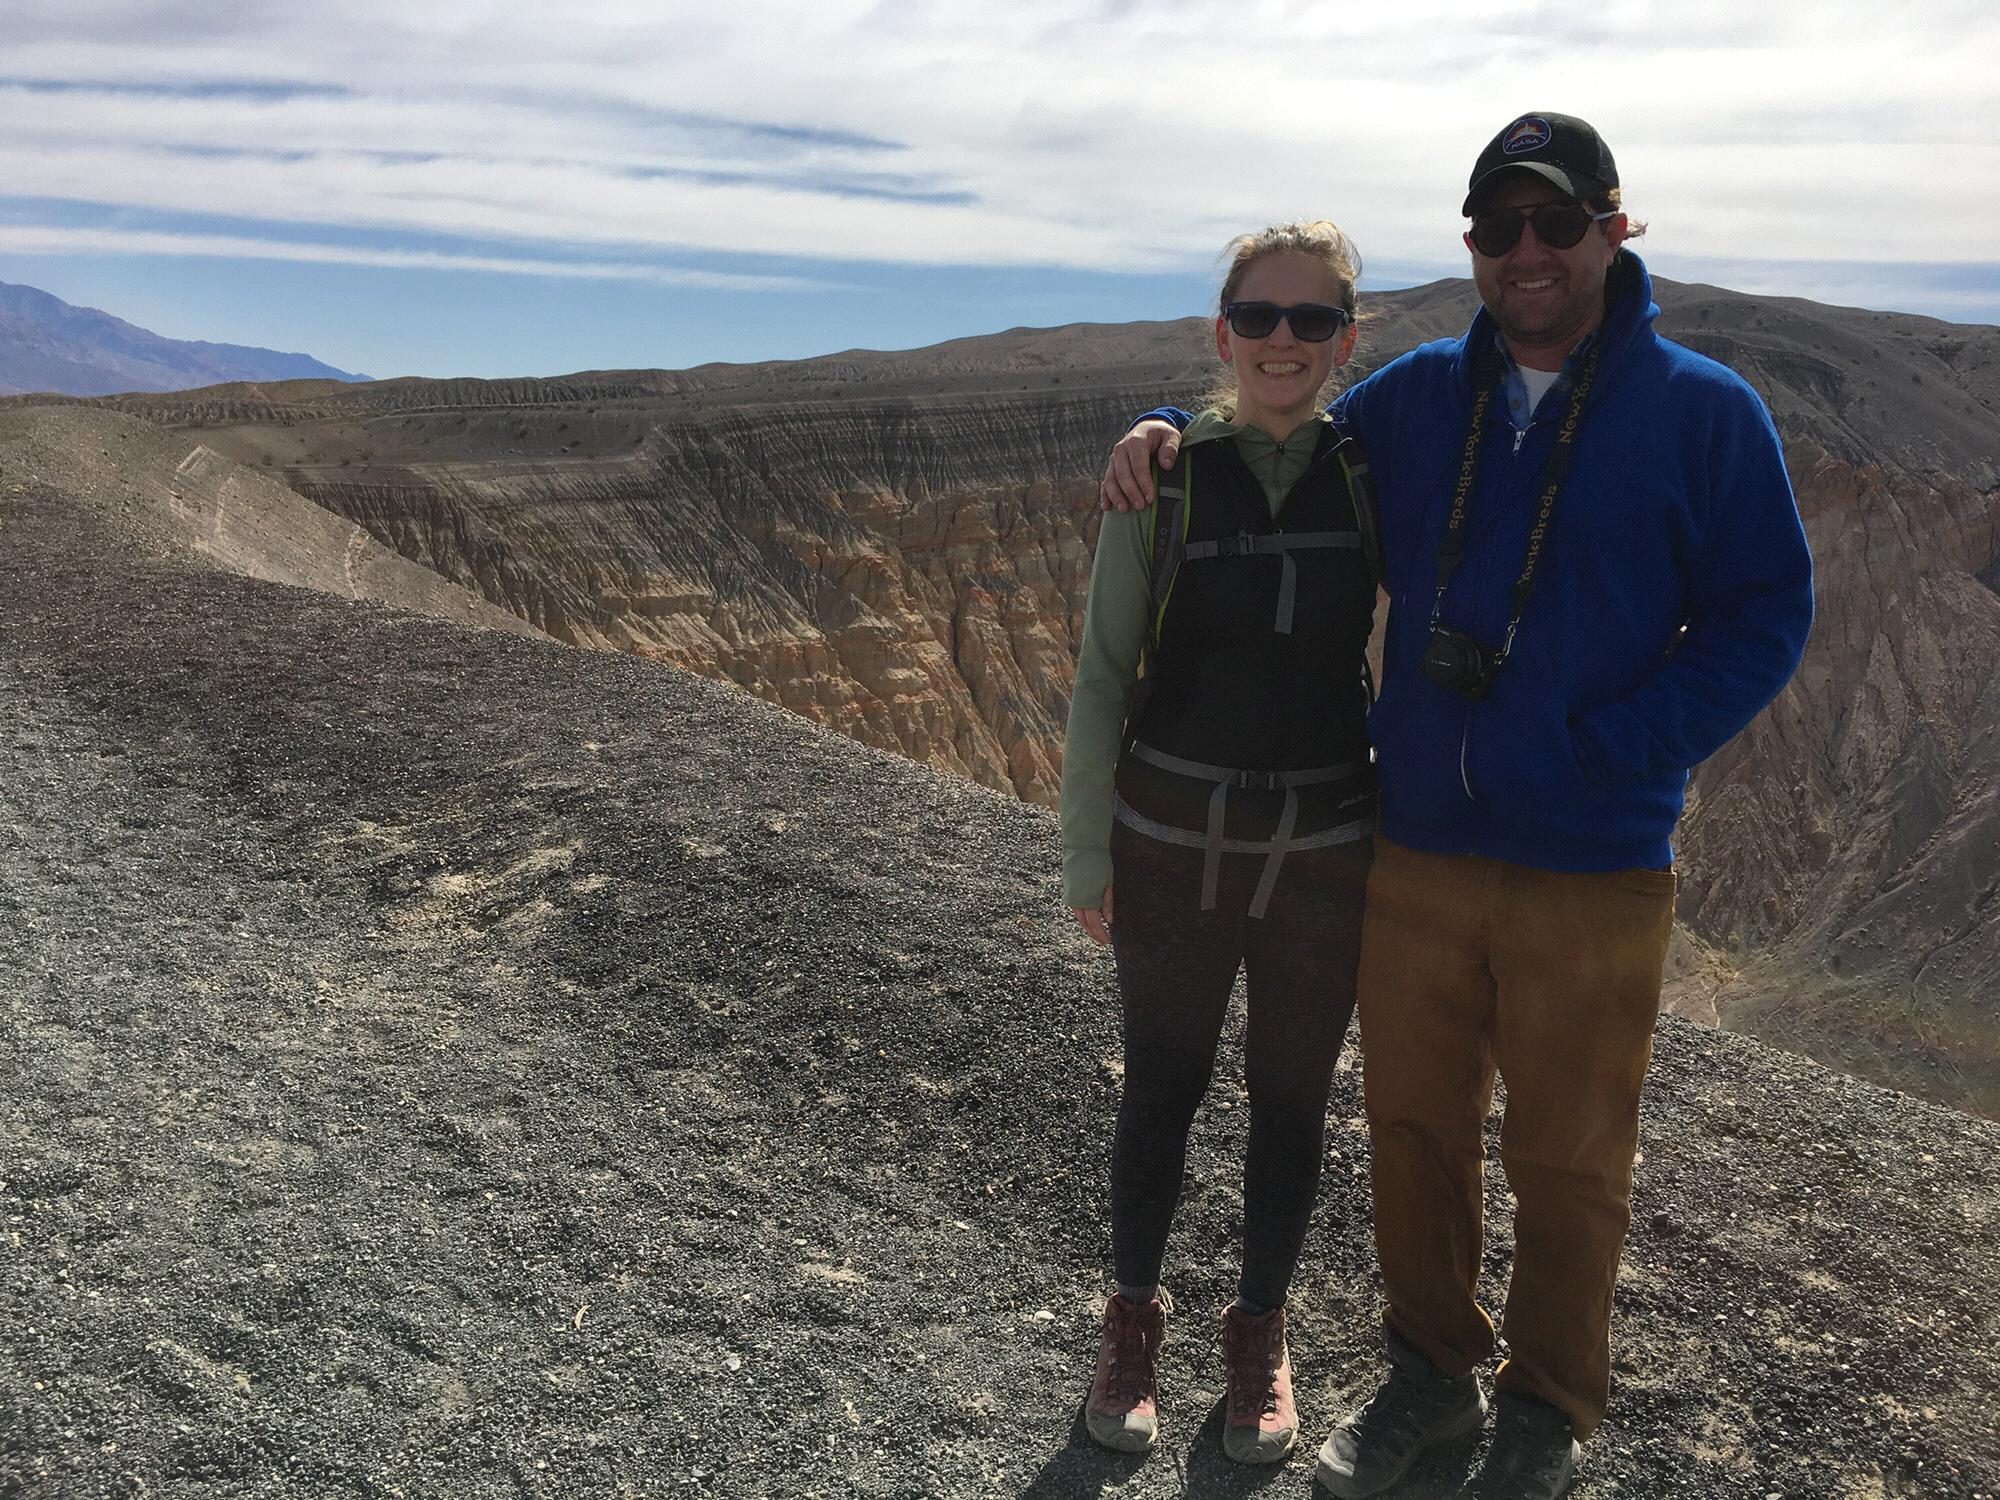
top-left (1181, 529), bottom-right (1364, 634)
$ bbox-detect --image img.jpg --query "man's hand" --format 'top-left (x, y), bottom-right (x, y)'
top-left (1073, 882), bottom-right (1115, 946)
top-left (1099, 421), bottom-right (1181, 511)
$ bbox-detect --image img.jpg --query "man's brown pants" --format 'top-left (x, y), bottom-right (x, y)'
top-left (1357, 835), bottom-right (1676, 1439)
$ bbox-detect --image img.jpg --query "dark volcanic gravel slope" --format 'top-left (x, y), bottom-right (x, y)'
top-left (2, 485), bottom-right (1998, 1500)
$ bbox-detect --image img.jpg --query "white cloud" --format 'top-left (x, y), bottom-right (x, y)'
top-left (0, 2), bottom-right (1995, 294)
top-left (0, 224), bottom-right (833, 289)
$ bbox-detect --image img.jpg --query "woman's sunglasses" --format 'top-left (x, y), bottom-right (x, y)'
top-left (1223, 301), bottom-right (1352, 343)
top-left (1466, 203), bottom-right (1617, 258)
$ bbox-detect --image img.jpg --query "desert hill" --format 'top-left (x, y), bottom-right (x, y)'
top-left (13, 274), bottom-right (1998, 1121)
top-left (3, 453), bottom-right (1997, 1499)
top-left (0, 280), bottom-right (368, 398)
top-left (0, 406), bottom-right (541, 639)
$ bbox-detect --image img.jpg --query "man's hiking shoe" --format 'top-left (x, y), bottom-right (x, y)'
top-left (1314, 1327), bottom-right (1486, 1496)
top-left (1220, 1303), bottom-right (1299, 1464)
top-left (1461, 1392), bottom-right (1580, 1499)
top-left (1084, 1291), bottom-right (1169, 1452)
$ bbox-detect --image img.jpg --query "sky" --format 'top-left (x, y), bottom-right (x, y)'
top-left (1, 2), bottom-right (1996, 381)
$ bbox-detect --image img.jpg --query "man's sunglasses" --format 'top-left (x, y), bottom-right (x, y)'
top-left (1223, 301), bottom-right (1352, 343)
top-left (1466, 203), bottom-right (1617, 258)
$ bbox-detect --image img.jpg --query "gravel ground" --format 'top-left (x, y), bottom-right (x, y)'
top-left (3, 479), bottom-right (1998, 1499)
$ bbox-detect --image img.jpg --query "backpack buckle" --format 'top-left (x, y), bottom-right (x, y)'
top-left (1214, 530), bottom-right (1260, 558)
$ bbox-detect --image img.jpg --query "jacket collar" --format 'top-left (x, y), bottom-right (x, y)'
top-left (1183, 407), bottom-right (1333, 451)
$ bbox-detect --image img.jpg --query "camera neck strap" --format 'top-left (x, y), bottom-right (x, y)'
top-left (1430, 335), bottom-right (1605, 658)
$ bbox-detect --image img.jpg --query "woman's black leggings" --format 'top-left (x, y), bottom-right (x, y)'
top-left (1107, 819), bottom-right (1370, 1311)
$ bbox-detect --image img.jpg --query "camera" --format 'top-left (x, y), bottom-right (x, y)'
top-left (1420, 624), bottom-right (1502, 700)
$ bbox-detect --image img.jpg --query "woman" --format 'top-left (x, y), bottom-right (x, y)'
top-left (1059, 220), bottom-right (1381, 1464)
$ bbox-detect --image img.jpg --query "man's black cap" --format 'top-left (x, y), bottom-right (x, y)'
top-left (1462, 112), bottom-right (1618, 216)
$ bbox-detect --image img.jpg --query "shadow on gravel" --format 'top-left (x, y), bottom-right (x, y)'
top-left (1175, 1401), bottom-right (1308, 1495)
top-left (1377, 1441), bottom-right (1482, 1499)
top-left (1014, 1409), bottom-right (1151, 1498)
top-left (1018, 1399), bottom-right (1369, 1498)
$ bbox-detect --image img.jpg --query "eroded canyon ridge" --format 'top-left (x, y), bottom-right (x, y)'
top-left (25, 280), bottom-right (2000, 1117)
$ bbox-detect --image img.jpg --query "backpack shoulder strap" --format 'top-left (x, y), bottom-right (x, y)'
top-left (1127, 448), bottom-right (1193, 732)
top-left (1333, 436), bottom-right (1384, 704)
top-left (1143, 448), bottom-right (1193, 655)
top-left (1336, 440), bottom-right (1386, 591)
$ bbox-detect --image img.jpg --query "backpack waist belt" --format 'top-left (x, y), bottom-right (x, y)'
top-left (1122, 740), bottom-right (1369, 918)
top-left (1179, 529), bottom-right (1363, 635)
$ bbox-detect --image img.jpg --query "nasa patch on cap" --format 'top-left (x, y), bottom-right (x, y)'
top-left (1501, 116), bottom-right (1553, 156)
top-left (1463, 111), bottom-right (1619, 216)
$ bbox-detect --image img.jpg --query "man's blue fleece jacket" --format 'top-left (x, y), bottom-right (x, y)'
top-left (1141, 252), bottom-right (1813, 873)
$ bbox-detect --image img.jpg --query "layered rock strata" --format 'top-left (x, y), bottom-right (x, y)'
top-left (285, 395), bottom-right (1164, 806)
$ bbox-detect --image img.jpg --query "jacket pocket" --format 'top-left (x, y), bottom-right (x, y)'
top-left (1369, 688), bottom-right (1477, 823)
top-left (1462, 697), bottom-right (1598, 817)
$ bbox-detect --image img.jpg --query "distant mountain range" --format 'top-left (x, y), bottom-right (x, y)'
top-left (0, 279), bottom-right (367, 397)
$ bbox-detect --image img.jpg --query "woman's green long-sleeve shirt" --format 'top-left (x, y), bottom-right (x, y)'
top-left (1059, 409), bottom-right (1335, 907)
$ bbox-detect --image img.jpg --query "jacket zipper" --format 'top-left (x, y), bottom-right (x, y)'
top-left (1272, 434), bottom-right (1348, 516)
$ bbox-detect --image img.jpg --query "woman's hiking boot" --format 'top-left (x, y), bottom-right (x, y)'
top-left (1462, 1392), bottom-right (1580, 1499)
top-left (1313, 1325), bottom-right (1486, 1496)
top-left (1084, 1291), bottom-right (1170, 1452)
top-left (1220, 1302), bottom-right (1299, 1463)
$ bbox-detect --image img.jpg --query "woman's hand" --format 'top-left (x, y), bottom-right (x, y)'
top-left (1073, 882), bottom-right (1115, 946)
top-left (1099, 423), bottom-right (1181, 511)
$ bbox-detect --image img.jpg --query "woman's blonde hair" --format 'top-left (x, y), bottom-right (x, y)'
top-left (1206, 219), bottom-right (1363, 418)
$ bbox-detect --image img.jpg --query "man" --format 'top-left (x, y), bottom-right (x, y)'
top-left (1099, 113), bottom-right (1813, 1499)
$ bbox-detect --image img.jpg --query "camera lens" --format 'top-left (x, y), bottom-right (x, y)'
top-left (1421, 625), bottom-right (1499, 700)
